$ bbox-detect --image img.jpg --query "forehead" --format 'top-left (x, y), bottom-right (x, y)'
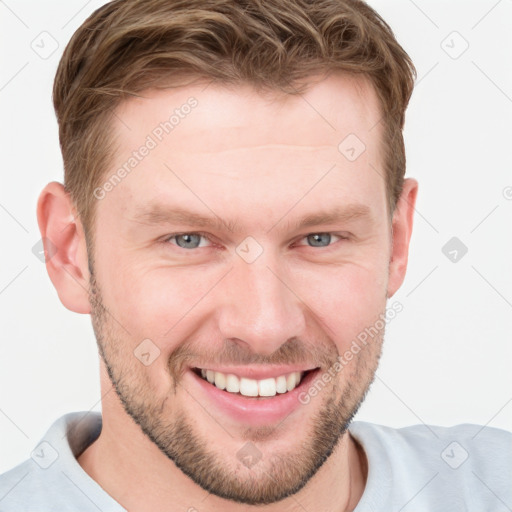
top-left (99, 74), bottom-right (386, 229)
top-left (114, 73), bottom-right (381, 151)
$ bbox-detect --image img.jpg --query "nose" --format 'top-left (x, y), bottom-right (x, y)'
top-left (217, 253), bottom-right (306, 356)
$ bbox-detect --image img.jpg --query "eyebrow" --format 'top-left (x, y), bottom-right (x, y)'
top-left (281, 204), bottom-right (372, 232)
top-left (131, 203), bottom-right (372, 234)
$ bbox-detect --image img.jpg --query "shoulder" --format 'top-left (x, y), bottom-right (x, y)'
top-left (350, 420), bottom-right (512, 459)
top-left (349, 421), bottom-right (512, 511)
top-left (0, 457), bottom-right (107, 512)
top-left (0, 412), bottom-right (124, 512)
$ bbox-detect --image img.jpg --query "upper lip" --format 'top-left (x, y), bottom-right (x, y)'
top-left (192, 365), bottom-right (319, 380)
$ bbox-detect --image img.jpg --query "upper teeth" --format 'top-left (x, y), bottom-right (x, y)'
top-left (200, 369), bottom-right (304, 397)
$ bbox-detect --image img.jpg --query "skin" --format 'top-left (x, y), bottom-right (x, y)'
top-left (37, 73), bottom-right (418, 511)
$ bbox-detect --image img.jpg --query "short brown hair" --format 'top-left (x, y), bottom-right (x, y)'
top-left (53, 0), bottom-right (415, 237)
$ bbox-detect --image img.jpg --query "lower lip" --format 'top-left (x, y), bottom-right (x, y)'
top-left (186, 368), bottom-right (321, 426)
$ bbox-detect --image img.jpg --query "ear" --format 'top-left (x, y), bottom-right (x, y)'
top-left (36, 182), bottom-right (91, 314)
top-left (387, 178), bottom-right (419, 298)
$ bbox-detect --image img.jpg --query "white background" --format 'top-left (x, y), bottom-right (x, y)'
top-left (0, 0), bottom-right (511, 473)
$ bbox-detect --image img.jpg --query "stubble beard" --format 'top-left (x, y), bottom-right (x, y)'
top-left (88, 272), bottom-right (383, 505)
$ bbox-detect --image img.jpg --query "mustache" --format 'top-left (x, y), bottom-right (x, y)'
top-left (168, 337), bottom-right (338, 381)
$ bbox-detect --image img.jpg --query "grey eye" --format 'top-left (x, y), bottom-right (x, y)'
top-left (174, 233), bottom-right (202, 249)
top-left (306, 233), bottom-right (331, 247)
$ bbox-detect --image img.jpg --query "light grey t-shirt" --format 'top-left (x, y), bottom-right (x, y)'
top-left (0, 412), bottom-right (510, 511)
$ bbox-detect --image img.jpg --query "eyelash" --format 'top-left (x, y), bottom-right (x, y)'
top-left (162, 231), bottom-right (349, 250)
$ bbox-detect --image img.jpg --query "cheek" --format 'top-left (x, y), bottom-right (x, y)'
top-left (295, 259), bottom-right (388, 348)
top-left (97, 265), bottom-right (219, 394)
top-left (105, 264), bottom-right (219, 339)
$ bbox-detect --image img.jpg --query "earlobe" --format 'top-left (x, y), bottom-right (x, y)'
top-left (36, 182), bottom-right (91, 314)
top-left (387, 178), bottom-right (419, 298)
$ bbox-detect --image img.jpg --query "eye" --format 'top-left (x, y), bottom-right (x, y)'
top-left (166, 233), bottom-right (212, 249)
top-left (299, 233), bottom-right (346, 248)
top-left (163, 231), bottom-right (347, 251)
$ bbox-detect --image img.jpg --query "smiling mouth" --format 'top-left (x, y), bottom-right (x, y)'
top-left (192, 367), bottom-right (318, 398)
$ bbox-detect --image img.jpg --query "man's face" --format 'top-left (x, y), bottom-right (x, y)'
top-left (89, 74), bottom-right (394, 504)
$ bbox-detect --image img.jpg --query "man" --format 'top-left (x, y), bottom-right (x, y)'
top-left (1, 0), bottom-right (510, 510)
